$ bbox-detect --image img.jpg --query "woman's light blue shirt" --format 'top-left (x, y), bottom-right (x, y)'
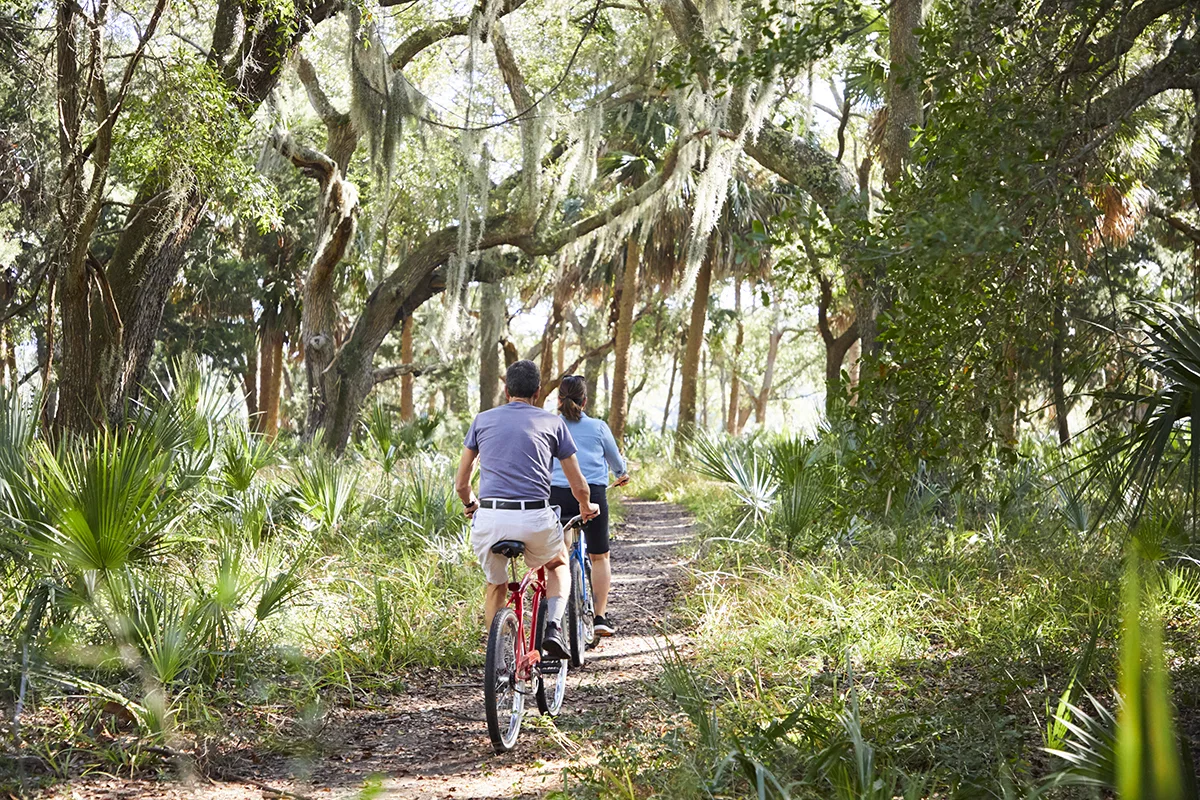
top-left (550, 413), bottom-right (627, 487)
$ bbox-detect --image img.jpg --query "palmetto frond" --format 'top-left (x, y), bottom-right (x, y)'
top-left (1101, 303), bottom-right (1200, 528)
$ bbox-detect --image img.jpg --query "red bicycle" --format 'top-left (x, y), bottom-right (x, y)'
top-left (483, 515), bottom-right (585, 753)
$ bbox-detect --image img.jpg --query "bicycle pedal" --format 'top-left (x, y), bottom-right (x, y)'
top-left (538, 659), bottom-right (563, 673)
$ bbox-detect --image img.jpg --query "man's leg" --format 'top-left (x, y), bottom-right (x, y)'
top-left (543, 547), bottom-right (571, 626)
top-left (484, 582), bottom-right (508, 630)
top-left (589, 552), bottom-right (611, 616)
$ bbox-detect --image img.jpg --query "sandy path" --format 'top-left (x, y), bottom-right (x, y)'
top-left (44, 499), bottom-right (694, 800)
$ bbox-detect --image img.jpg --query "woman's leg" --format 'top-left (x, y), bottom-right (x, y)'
top-left (584, 484), bottom-right (612, 620)
top-left (589, 552), bottom-right (611, 616)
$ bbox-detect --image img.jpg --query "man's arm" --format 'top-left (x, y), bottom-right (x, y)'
top-left (455, 447), bottom-right (480, 516)
top-left (560, 455), bottom-right (600, 520)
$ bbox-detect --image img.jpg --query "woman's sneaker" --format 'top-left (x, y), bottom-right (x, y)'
top-left (594, 615), bottom-right (617, 636)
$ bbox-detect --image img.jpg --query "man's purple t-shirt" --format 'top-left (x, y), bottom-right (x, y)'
top-left (464, 402), bottom-right (578, 501)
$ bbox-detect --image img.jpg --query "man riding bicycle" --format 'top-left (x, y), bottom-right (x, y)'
top-left (454, 360), bottom-right (600, 660)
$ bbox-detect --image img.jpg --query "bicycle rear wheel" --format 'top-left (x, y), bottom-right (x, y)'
top-left (534, 598), bottom-right (567, 716)
top-left (484, 607), bottom-right (524, 752)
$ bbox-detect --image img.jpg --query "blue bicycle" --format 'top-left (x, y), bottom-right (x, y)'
top-left (564, 514), bottom-right (595, 668)
top-left (561, 477), bottom-right (627, 667)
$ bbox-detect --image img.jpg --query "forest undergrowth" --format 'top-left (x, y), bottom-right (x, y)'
top-left (567, 430), bottom-right (1200, 798)
top-left (2, 360), bottom-right (1200, 799)
top-left (0, 362), bottom-right (487, 794)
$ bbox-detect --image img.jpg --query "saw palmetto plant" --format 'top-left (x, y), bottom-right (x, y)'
top-left (1089, 303), bottom-right (1200, 532)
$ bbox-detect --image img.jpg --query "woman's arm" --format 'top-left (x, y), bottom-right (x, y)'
top-left (600, 421), bottom-right (628, 479)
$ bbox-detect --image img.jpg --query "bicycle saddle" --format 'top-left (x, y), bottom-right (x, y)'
top-left (490, 540), bottom-right (526, 559)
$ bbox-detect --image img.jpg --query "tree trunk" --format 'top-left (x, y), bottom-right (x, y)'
top-left (400, 315), bottom-right (415, 420)
top-left (608, 236), bottom-right (640, 443)
top-left (285, 134), bottom-right (358, 439)
top-left (256, 314), bottom-right (275, 433)
top-left (662, 342), bottom-right (679, 432)
top-left (817, 275), bottom-right (859, 415)
top-left (676, 245), bottom-right (714, 444)
top-left (260, 315), bottom-right (284, 439)
top-left (600, 356), bottom-right (611, 417)
top-left (244, 305), bottom-right (259, 424)
top-left (755, 327), bottom-right (784, 426)
top-left (537, 295), bottom-right (567, 406)
top-left (1051, 294), bottom-right (1070, 446)
top-left (725, 280), bottom-right (743, 434)
top-left (557, 319), bottom-right (566, 376)
top-left (627, 369), bottom-right (648, 417)
top-left (997, 340), bottom-right (1019, 450)
top-left (881, 0), bottom-right (923, 186)
top-left (1, 324), bottom-right (14, 388)
top-left (479, 281), bottom-right (505, 411)
top-left (584, 349), bottom-right (604, 410)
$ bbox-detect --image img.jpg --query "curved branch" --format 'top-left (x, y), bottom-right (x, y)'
top-left (388, 0), bottom-right (528, 70)
top-left (373, 362), bottom-right (433, 385)
top-left (297, 52), bottom-right (347, 126)
top-left (1083, 32), bottom-right (1200, 132)
top-left (1063, 0), bottom-right (1192, 79)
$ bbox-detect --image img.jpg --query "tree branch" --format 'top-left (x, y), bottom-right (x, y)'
top-left (491, 21), bottom-right (534, 113)
top-left (1063, 0), bottom-right (1192, 79)
top-left (388, 0), bottom-right (528, 70)
top-left (297, 52), bottom-right (348, 126)
top-left (1084, 32), bottom-right (1200, 132)
top-left (1152, 207), bottom-right (1200, 244)
top-left (373, 362), bottom-right (433, 385)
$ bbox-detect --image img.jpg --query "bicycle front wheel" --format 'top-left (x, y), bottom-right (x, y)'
top-left (484, 607), bottom-right (524, 753)
top-left (535, 598), bottom-right (567, 716)
top-left (568, 557), bottom-right (587, 667)
top-left (583, 557), bottom-right (596, 646)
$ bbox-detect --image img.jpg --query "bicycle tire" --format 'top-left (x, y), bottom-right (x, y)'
top-left (534, 598), bottom-right (567, 716)
top-left (484, 607), bottom-right (524, 752)
top-left (583, 557), bottom-right (596, 647)
top-left (568, 557), bottom-right (586, 667)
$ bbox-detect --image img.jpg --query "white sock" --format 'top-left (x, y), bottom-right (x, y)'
top-left (546, 596), bottom-right (567, 626)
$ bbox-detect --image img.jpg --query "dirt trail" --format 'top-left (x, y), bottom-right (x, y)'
top-left (48, 499), bottom-right (694, 800)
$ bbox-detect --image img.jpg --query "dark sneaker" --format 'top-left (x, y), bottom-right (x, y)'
top-left (542, 622), bottom-right (569, 659)
top-left (594, 615), bottom-right (617, 636)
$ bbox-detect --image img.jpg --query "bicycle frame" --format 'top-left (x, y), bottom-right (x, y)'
top-left (506, 562), bottom-right (546, 681)
top-left (567, 526), bottom-right (590, 613)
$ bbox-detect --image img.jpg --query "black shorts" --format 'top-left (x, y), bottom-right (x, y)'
top-left (549, 484), bottom-right (610, 555)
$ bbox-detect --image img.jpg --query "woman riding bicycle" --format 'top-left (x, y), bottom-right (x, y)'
top-left (548, 375), bottom-right (629, 636)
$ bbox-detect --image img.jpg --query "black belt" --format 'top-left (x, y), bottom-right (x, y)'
top-left (479, 499), bottom-right (548, 510)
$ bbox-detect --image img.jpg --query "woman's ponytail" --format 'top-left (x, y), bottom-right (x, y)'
top-left (558, 375), bottom-right (587, 422)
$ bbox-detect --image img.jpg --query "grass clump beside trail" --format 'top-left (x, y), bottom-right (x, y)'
top-left (570, 430), bottom-right (1200, 799)
top-left (0, 362), bottom-right (484, 792)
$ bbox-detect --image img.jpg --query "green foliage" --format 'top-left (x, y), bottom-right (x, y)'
top-left (293, 454), bottom-right (360, 533)
top-left (0, 361), bottom-right (485, 776)
top-left (691, 432), bottom-right (839, 553)
top-left (219, 428), bottom-right (279, 493)
top-left (1098, 303), bottom-right (1200, 528)
top-left (361, 403), bottom-right (443, 473)
top-left (116, 56), bottom-right (282, 229)
top-left (19, 426), bottom-right (185, 574)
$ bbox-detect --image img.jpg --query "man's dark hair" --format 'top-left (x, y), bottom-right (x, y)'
top-left (506, 360), bottom-right (541, 400)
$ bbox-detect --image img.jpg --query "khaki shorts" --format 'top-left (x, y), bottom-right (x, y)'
top-left (471, 505), bottom-right (565, 585)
